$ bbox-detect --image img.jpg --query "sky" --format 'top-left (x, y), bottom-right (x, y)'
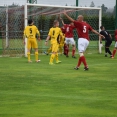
top-left (0, 0), bottom-right (116, 8)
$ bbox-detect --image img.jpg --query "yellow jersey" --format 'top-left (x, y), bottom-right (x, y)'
top-left (48, 27), bottom-right (62, 44)
top-left (24, 25), bottom-right (40, 39)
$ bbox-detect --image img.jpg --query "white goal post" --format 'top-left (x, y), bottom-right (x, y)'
top-left (24, 3), bottom-right (102, 57)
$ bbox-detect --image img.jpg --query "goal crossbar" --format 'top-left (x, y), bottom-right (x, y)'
top-left (24, 3), bottom-right (102, 57)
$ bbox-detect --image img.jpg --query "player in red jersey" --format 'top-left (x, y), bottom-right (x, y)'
top-left (112, 29), bottom-right (117, 58)
top-left (60, 18), bottom-right (76, 58)
top-left (63, 12), bottom-right (104, 70)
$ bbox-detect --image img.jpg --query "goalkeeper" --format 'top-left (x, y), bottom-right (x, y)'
top-left (23, 19), bottom-right (41, 63)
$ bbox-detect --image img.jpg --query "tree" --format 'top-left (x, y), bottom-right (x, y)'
top-left (90, 1), bottom-right (95, 7)
top-left (101, 4), bottom-right (108, 15)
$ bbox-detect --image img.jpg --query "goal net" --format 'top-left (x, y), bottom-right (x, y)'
top-left (0, 4), bottom-right (102, 57)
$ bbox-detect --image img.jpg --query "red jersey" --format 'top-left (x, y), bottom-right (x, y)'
top-left (61, 26), bottom-right (66, 34)
top-left (115, 29), bottom-right (117, 41)
top-left (74, 21), bottom-right (93, 41)
top-left (63, 24), bottom-right (75, 38)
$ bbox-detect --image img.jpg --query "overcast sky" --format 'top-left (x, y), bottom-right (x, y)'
top-left (0, 0), bottom-right (116, 8)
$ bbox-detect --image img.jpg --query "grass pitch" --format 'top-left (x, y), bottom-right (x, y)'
top-left (0, 53), bottom-right (117, 117)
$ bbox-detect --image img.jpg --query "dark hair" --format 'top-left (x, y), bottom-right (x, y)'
top-left (28, 19), bottom-right (33, 25)
top-left (100, 26), bottom-right (104, 30)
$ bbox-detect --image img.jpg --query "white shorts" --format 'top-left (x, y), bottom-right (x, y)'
top-left (78, 38), bottom-right (89, 53)
top-left (114, 41), bottom-right (117, 48)
top-left (65, 37), bottom-right (75, 45)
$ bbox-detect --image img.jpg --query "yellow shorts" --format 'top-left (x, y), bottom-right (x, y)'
top-left (27, 39), bottom-right (38, 49)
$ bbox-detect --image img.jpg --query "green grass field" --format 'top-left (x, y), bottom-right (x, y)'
top-left (0, 53), bottom-right (117, 117)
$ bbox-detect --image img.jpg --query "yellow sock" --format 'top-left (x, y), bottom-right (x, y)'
top-left (47, 47), bottom-right (52, 54)
top-left (50, 54), bottom-right (55, 63)
top-left (55, 53), bottom-right (59, 61)
top-left (27, 52), bottom-right (31, 61)
top-left (35, 52), bottom-right (38, 61)
top-left (59, 47), bottom-right (62, 54)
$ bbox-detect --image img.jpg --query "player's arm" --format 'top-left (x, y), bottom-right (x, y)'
top-left (45, 35), bottom-right (50, 46)
top-left (92, 29), bottom-right (105, 39)
top-left (60, 18), bottom-right (65, 25)
top-left (63, 10), bottom-right (74, 22)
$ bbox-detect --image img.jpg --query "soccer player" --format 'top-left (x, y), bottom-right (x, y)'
top-left (59, 32), bottom-right (65, 55)
top-left (100, 26), bottom-right (112, 57)
top-left (60, 18), bottom-right (76, 58)
top-left (23, 19), bottom-right (41, 63)
top-left (63, 12), bottom-right (105, 70)
top-left (45, 20), bottom-right (63, 65)
top-left (112, 29), bottom-right (117, 58)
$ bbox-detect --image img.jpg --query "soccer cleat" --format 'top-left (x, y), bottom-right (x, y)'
top-left (105, 54), bottom-right (107, 57)
top-left (74, 67), bottom-right (79, 70)
top-left (44, 51), bottom-right (48, 55)
top-left (49, 62), bottom-right (54, 65)
top-left (111, 56), bottom-right (114, 59)
top-left (84, 67), bottom-right (89, 71)
top-left (56, 60), bottom-right (61, 64)
top-left (28, 60), bottom-right (32, 63)
top-left (72, 56), bottom-right (76, 58)
top-left (36, 60), bottom-right (41, 62)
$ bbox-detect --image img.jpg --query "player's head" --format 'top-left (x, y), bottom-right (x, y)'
top-left (100, 26), bottom-right (105, 30)
top-left (77, 15), bottom-right (83, 22)
top-left (28, 19), bottom-right (33, 25)
top-left (53, 20), bottom-right (59, 27)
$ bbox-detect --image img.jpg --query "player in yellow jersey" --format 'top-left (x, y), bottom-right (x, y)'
top-left (45, 20), bottom-right (63, 65)
top-left (59, 32), bottom-right (65, 55)
top-left (23, 19), bottom-right (41, 63)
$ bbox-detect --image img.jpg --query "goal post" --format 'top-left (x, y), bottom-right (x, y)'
top-left (24, 3), bottom-right (102, 57)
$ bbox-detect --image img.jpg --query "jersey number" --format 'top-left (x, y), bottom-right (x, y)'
top-left (29, 28), bottom-right (32, 34)
top-left (53, 30), bottom-right (55, 35)
top-left (83, 26), bottom-right (86, 33)
top-left (66, 27), bottom-right (69, 32)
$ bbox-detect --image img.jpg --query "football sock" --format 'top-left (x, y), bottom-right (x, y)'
top-left (59, 46), bottom-right (62, 54)
top-left (27, 52), bottom-right (31, 61)
top-left (77, 57), bottom-right (82, 67)
top-left (64, 44), bottom-right (67, 55)
top-left (66, 48), bottom-right (69, 56)
top-left (35, 52), bottom-right (38, 61)
top-left (107, 48), bottom-right (112, 55)
top-left (72, 49), bottom-right (75, 56)
top-left (50, 54), bottom-right (55, 63)
top-left (105, 47), bottom-right (108, 53)
top-left (47, 47), bottom-right (52, 54)
top-left (55, 53), bottom-right (59, 61)
top-left (81, 56), bottom-right (87, 67)
top-left (112, 49), bottom-right (116, 57)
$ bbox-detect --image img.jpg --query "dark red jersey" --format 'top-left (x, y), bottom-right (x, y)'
top-left (63, 24), bottom-right (75, 38)
top-left (74, 21), bottom-right (93, 41)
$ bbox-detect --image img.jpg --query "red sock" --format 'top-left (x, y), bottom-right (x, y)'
top-left (112, 49), bottom-right (116, 57)
top-left (64, 44), bottom-right (67, 55)
top-left (77, 57), bottom-right (82, 67)
top-left (81, 56), bottom-right (87, 67)
top-left (72, 49), bottom-right (75, 56)
top-left (66, 48), bottom-right (69, 56)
